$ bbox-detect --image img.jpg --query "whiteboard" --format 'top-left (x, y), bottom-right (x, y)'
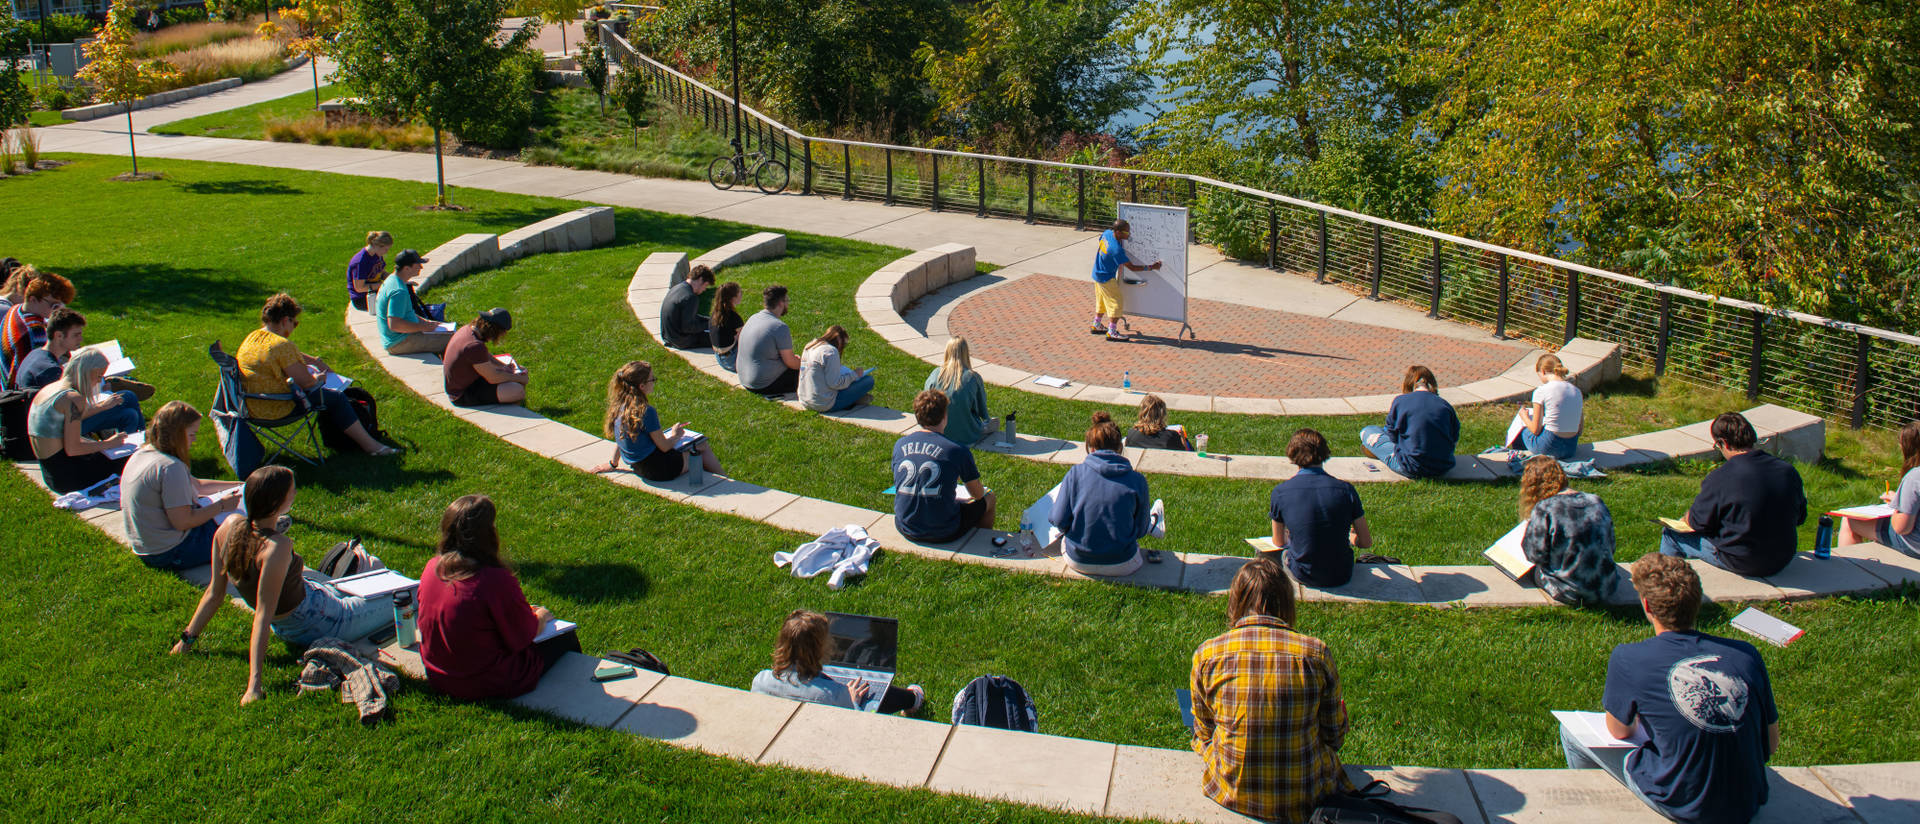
top-left (1112, 202), bottom-right (1190, 328)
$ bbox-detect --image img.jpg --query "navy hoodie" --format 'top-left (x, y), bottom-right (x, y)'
top-left (1385, 390), bottom-right (1459, 477)
top-left (1050, 450), bottom-right (1152, 565)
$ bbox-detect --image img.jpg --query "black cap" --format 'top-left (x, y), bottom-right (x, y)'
top-left (394, 249), bottom-right (428, 269)
top-left (479, 307), bottom-right (512, 331)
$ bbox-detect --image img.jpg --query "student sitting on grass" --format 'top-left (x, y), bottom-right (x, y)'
top-left (171, 466), bottom-right (394, 704)
top-left (1266, 428), bottom-right (1371, 588)
top-left (1360, 364), bottom-right (1458, 477)
top-left (738, 284), bottom-right (802, 396)
top-left (594, 360), bottom-right (723, 482)
top-left (798, 324), bottom-right (873, 413)
top-left (1518, 455), bottom-right (1618, 605)
top-left (1054, 411), bottom-right (1159, 575)
top-left (1562, 553), bottom-right (1778, 824)
top-left (17, 307), bottom-right (144, 437)
top-left (2, 267), bottom-right (74, 387)
top-left (1838, 420), bottom-right (1920, 557)
top-left (1125, 393), bottom-right (1190, 451)
top-left (444, 307), bottom-right (529, 408)
top-left (751, 609), bottom-right (924, 714)
top-left (924, 336), bottom-right (992, 446)
top-left (239, 293), bottom-right (398, 455)
top-left (419, 494), bottom-right (581, 700)
top-left (660, 264), bottom-right (714, 349)
top-left (1510, 354), bottom-right (1583, 459)
top-left (121, 401), bottom-right (242, 571)
top-left (1659, 412), bottom-right (1805, 577)
top-left (892, 390), bottom-right (995, 543)
top-left (28, 346), bottom-right (129, 493)
top-left (346, 230), bottom-right (392, 312)
top-left (375, 249), bottom-right (453, 356)
top-left (709, 281), bottom-right (745, 372)
top-left (1190, 557), bottom-right (1353, 822)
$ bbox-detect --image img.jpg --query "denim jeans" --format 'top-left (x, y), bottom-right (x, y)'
top-left (829, 373), bottom-right (876, 412)
top-left (1521, 426), bottom-right (1578, 460)
top-left (136, 514), bottom-right (229, 571)
top-left (1359, 425), bottom-right (1411, 475)
top-left (1659, 528), bottom-right (1729, 570)
top-left (270, 578), bottom-right (394, 645)
top-left (716, 351), bottom-right (737, 373)
top-left (1559, 726), bottom-right (1673, 818)
top-left (81, 390), bottom-right (144, 437)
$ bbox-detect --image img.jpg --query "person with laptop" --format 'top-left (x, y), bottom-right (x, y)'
top-left (418, 494), bottom-right (579, 700)
top-left (1659, 412), bottom-right (1806, 577)
top-left (892, 389), bottom-right (995, 543)
top-left (751, 609), bottom-right (923, 714)
top-left (1561, 553), bottom-right (1778, 823)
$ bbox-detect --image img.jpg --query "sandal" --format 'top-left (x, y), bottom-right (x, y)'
top-left (368, 444), bottom-right (402, 457)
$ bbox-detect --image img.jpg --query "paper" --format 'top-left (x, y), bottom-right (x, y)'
top-left (1731, 607), bottom-right (1805, 647)
top-left (1244, 536), bottom-right (1280, 553)
top-left (435, 321), bottom-right (457, 333)
top-left (1505, 414), bottom-right (1528, 449)
top-left (97, 340), bottom-right (136, 377)
top-left (534, 619), bottom-right (577, 643)
top-left (495, 354), bottom-right (519, 370)
top-left (319, 371), bottom-right (353, 392)
top-left (1019, 483), bottom-right (1065, 547)
top-left (194, 485), bottom-right (241, 509)
top-left (1656, 517), bottom-right (1693, 533)
top-left (1031, 375), bottom-right (1070, 388)
top-left (332, 569), bottom-right (417, 598)
top-left (1483, 522), bottom-right (1535, 583)
top-left (1828, 503), bottom-right (1896, 520)
top-left (104, 431), bottom-right (145, 460)
top-left (674, 428), bottom-right (706, 451)
top-left (1553, 710), bottom-right (1646, 749)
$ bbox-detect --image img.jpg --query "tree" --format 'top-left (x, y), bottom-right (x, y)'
top-left (77, 1), bottom-right (180, 177)
top-left (527, 0), bottom-right (588, 52)
top-left (257, 0), bottom-right (345, 108)
top-left (0, 7), bottom-right (31, 129)
top-left (334, 0), bottom-right (538, 206)
top-left (612, 67), bottom-right (649, 145)
top-left (578, 38), bottom-right (608, 114)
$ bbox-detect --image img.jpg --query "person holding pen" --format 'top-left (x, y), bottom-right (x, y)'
top-left (1837, 421), bottom-right (1920, 556)
top-left (1088, 219), bottom-right (1163, 341)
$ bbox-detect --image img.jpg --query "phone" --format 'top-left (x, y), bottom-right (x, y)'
top-left (992, 535), bottom-right (1010, 547)
top-left (593, 662), bottom-right (638, 682)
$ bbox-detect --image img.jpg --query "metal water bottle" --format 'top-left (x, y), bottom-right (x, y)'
top-left (687, 449), bottom-right (704, 485)
top-left (1003, 411), bottom-right (1017, 444)
top-left (1815, 514), bottom-right (1834, 559)
top-left (393, 589), bottom-right (418, 647)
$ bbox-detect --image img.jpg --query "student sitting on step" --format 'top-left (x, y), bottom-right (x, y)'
top-left (2, 267), bottom-right (74, 387)
top-left (28, 346), bottom-right (130, 493)
top-left (375, 249), bottom-right (454, 356)
top-left (1190, 557), bottom-right (1353, 822)
top-left (798, 324), bottom-right (873, 413)
top-left (709, 280), bottom-right (745, 372)
top-left (1125, 393), bottom-right (1191, 451)
top-left (444, 307), bottom-right (529, 407)
top-left (1510, 354), bottom-right (1583, 459)
top-left (1518, 455), bottom-right (1618, 605)
top-left (1053, 411), bottom-right (1160, 575)
top-left (924, 336), bottom-right (992, 446)
top-left (660, 264), bottom-right (714, 349)
top-left (346, 230), bottom-right (392, 312)
top-left (121, 401), bottom-right (242, 571)
top-left (240, 293), bottom-right (399, 455)
top-left (892, 390), bottom-right (996, 543)
top-left (16, 307), bottom-right (145, 437)
top-left (171, 466), bottom-right (394, 704)
top-left (419, 494), bottom-right (580, 700)
top-left (1838, 420), bottom-right (1920, 557)
top-left (594, 360), bottom-right (723, 482)
top-left (737, 284), bottom-right (801, 396)
top-left (1266, 428), bottom-right (1371, 588)
top-left (1360, 364), bottom-right (1458, 477)
top-left (751, 609), bottom-right (923, 714)
top-left (1659, 412), bottom-right (1805, 577)
top-left (1562, 553), bottom-right (1778, 824)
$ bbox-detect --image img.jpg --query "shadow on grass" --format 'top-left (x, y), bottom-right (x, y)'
top-left (516, 560), bottom-right (651, 603)
top-left (57, 262), bottom-right (269, 317)
top-left (1590, 372), bottom-right (1660, 399)
top-left (176, 179), bottom-right (307, 196)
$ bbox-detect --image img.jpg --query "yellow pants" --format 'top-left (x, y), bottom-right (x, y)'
top-left (1094, 278), bottom-right (1125, 318)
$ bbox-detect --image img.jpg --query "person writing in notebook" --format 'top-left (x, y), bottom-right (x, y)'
top-left (418, 494), bottom-right (579, 700)
top-left (375, 249), bottom-right (454, 356)
top-left (1562, 553), bottom-right (1778, 824)
top-left (891, 390), bottom-right (996, 543)
top-left (1266, 428), bottom-right (1372, 588)
top-left (1837, 420), bottom-right (1920, 556)
top-left (1659, 412), bottom-right (1805, 577)
top-left (444, 308), bottom-right (528, 407)
top-left (238, 293), bottom-right (397, 455)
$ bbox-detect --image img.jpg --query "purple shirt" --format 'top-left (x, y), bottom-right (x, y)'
top-left (347, 248), bottom-right (385, 304)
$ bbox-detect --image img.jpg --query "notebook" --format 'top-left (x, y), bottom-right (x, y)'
top-left (1654, 517), bottom-right (1693, 532)
top-left (823, 611), bottom-right (898, 713)
top-left (319, 371), bottom-right (354, 393)
top-left (104, 431), bottom-right (146, 460)
top-left (1244, 536), bottom-right (1280, 553)
top-left (1032, 375), bottom-right (1070, 388)
top-left (1019, 483), bottom-right (1065, 546)
top-left (1552, 710), bottom-right (1648, 749)
top-left (331, 569), bottom-right (417, 598)
top-left (674, 428), bottom-right (706, 451)
top-left (194, 485), bottom-right (241, 509)
top-left (434, 321), bottom-right (458, 333)
top-left (1730, 607), bottom-right (1804, 647)
top-left (96, 340), bottom-right (136, 378)
top-left (495, 354), bottom-right (519, 370)
top-left (534, 619), bottom-right (578, 643)
top-left (1482, 522), bottom-right (1535, 583)
top-left (1827, 503), bottom-right (1896, 520)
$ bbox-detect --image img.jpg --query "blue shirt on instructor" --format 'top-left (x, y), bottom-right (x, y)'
top-left (1091, 229), bottom-right (1129, 283)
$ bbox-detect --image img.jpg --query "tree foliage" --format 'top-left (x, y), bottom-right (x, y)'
top-left (578, 38), bottom-right (608, 113)
top-left (0, 7), bottom-right (30, 128)
top-left (78, 1), bottom-right (182, 175)
top-left (258, 0), bottom-right (345, 105)
top-left (612, 67), bottom-right (649, 145)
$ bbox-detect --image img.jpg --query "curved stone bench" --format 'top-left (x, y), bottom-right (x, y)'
top-left (691, 230), bottom-right (786, 274)
top-left (12, 460), bottom-right (1914, 824)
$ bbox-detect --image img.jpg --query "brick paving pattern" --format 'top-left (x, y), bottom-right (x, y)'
top-left (948, 275), bottom-right (1531, 398)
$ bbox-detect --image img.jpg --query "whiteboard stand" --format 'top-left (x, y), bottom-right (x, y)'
top-left (1114, 201), bottom-right (1194, 340)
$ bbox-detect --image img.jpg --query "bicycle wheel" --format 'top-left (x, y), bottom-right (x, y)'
top-left (707, 156), bottom-right (740, 190)
top-left (754, 160), bottom-right (790, 194)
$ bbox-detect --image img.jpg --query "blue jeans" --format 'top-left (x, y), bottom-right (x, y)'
top-left (717, 351), bottom-right (737, 373)
top-left (1359, 425), bottom-right (1411, 476)
top-left (1522, 427), bottom-right (1578, 460)
top-left (828, 373), bottom-right (875, 412)
top-left (1560, 727), bottom-right (1672, 818)
top-left (136, 514), bottom-right (229, 571)
top-left (81, 390), bottom-right (144, 437)
top-left (270, 578), bottom-right (393, 645)
top-left (1659, 529), bottom-right (1729, 570)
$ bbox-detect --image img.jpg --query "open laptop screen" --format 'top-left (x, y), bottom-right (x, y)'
top-left (825, 612), bottom-right (898, 673)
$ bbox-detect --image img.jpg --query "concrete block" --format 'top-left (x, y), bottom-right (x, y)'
top-left (451, 403), bottom-right (549, 437)
top-left (1105, 746), bottom-right (1259, 824)
top-left (762, 497), bottom-right (886, 538)
top-left (1061, 550), bottom-right (1189, 590)
top-left (920, 250), bottom-right (951, 290)
top-left (1573, 441), bottom-right (1659, 470)
top-left (1182, 554), bottom-right (1251, 594)
top-left (1280, 397), bottom-right (1359, 417)
top-left (824, 404), bottom-right (918, 435)
top-left (502, 421), bottom-right (604, 459)
top-left (1686, 559), bottom-right (1785, 603)
top-left (1212, 396), bottom-right (1286, 416)
top-left (1298, 564), bottom-right (1425, 604)
top-left (1763, 551), bottom-right (1893, 599)
top-left (1830, 542), bottom-right (1920, 588)
top-left (1809, 761), bottom-right (1920, 823)
top-left (1466, 768), bottom-right (1669, 823)
top-left (1224, 454), bottom-right (1298, 481)
top-left (1742, 404), bottom-right (1824, 464)
top-left (1345, 394), bottom-right (1397, 415)
top-left (585, 206), bottom-right (616, 245)
top-left (510, 652), bottom-right (666, 728)
top-left (1411, 566), bottom-right (1552, 607)
top-left (639, 252), bottom-right (690, 287)
top-left (1440, 458), bottom-right (1499, 481)
top-left (1130, 448), bottom-right (1229, 478)
top-left (973, 434), bottom-right (1077, 459)
top-left (564, 211), bottom-right (595, 250)
top-left (1611, 428), bottom-right (1715, 462)
top-left (614, 676), bottom-right (801, 760)
top-left (1344, 766), bottom-right (1490, 824)
top-left (972, 363), bottom-right (1033, 387)
top-left (681, 480), bottom-right (802, 522)
top-left (1156, 392), bottom-right (1214, 413)
top-left (866, 515), bottom-right (973, 560)
top-left (950, 529), bottom-right (1066, 575)
top-left (1755, 766), bottom-right (1868, 824)
top-left (759, 703), bottom-right (951, 788)
top-left (927, 725), bottom-right (1117, 814)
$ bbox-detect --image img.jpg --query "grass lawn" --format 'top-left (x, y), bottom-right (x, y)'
top-left (2, 155), bottom-right (1915, 820)
top-left (28, 110), bottom-right (73, 127)
top-left (149, 82), bottom-right (342, 139)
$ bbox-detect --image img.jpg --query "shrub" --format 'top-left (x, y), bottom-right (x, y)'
top-left (132, 19), bottom-right (253, 57)
top-left (451, 47), bottom-right (541, 149)
top-left (161, 6), bottom-right (211, 27)
top-left (40, 14), bottom-right (99, 43)
top-left (161, 37), bottom-right (287, 87)
top-left (265, 112), bottom-right (434, 151)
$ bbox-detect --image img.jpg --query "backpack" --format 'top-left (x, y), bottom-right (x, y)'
top-left (319, 539), bottom-right (386, 579)
top-left (603, 648), bottom-right (670, 676)
top-left (950, 675), bottom-right (1038, 733)
top-left (0, 389), bottom-right (32, 461)
top-left (321, 386), bottom-right (385, 451)
top-left (1309, 780), bottom-right (1466, 824)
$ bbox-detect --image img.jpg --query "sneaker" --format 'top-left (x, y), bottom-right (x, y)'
top-left (1145, 550), bottom-right (1165, 564)
top-left (906, 684), bottom-right (926, 713)
top-left (1106, 330), bottom-right (1128, 341)
top-left (1090, 325), bottom-right (1109, 335)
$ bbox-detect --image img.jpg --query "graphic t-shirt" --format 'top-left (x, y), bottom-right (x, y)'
top-left (1604, 631), bottom-right (1777, 824)
top-left (375, 275), bottom-right (422, 348)
top-left (891, 430), bottom-right (979, 541)
top-left (1091, 229), bottom-right (1129, 283)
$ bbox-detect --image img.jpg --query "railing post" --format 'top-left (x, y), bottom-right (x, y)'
top-left (802, 139), bottom-right (813, 195)
top-left (1315, 212), bottom-right (1328, 283)
top-left (1494, 254), bottom-right (1510, 339)
top-left (1128, 174), bottom-right (1137, 204)
top-left (1655, 292), bottom-right (1671, 375)
top-left (931, 153), bottom-right (941, 211)
top-left (1185, 179), bottom-right (1197, 243)
top-left (1747, 309), bottom-right (1764, 400)
top-left (843, 143), bottom-right (854, 200)
top-left (1563, 271), bottom-right (1580, 344)
top-left (1851, 331), bottom-right (1872, 429)
top-left (1076, 168), bottom-right (1087, 231)
top-left (1266, 206), bottom-right (1278, 270)
top-left (1025, 164), bottom-right (1036, 224)
top-left (1368, 225), bottom-right (1383, 301)
top-left (1428, 238), bottom-right (1443, 319)
top-left (885, 149), bottom-right (894, 206)
top-left (976, 158), bottom-right (986, 217)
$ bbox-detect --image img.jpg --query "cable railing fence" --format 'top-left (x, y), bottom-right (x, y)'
top-left (602, 28), bottom-right (1920, 433)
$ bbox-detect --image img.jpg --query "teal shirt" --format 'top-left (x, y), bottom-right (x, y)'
top-left (924, 367), bottom-right (990, 446)
top-left (375, 275), bottom-right (421, 349)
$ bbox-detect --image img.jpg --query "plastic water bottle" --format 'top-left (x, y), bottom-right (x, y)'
top-left (393, 589), bottom-right (418, 648)
top-left (1815, 515), bottom-right (1834, 559)
top-left (1122, 371), bottom-right (1132, 391)
top-left (1196, 433), bottom-right (1209, 457)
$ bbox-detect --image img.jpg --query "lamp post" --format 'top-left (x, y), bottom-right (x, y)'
top-left (728, 0), bottom-right (741, 152)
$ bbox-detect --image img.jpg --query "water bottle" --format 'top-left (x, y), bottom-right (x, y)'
top-left (1815, 514), bottom-right (1833, 559)
top-left (687, 452), bottom-right (704, 485)
top-left (1196, 433), bottom-right (1209, 457)
top-left (393, 589), bottom-right (418, 647)
top-left (1122, 371), bottom-right (1132, 391)
top-left (1003, 411), bottom-right (1017, 444)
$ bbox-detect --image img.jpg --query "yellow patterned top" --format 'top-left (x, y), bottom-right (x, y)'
top-left (1189, 614), bottom-right (1353, 821)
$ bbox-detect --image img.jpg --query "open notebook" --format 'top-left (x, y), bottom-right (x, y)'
top-left (1553, 710), bottom-right (1648, 750)
top-left (1483, 522), bottom-right (1535, 583)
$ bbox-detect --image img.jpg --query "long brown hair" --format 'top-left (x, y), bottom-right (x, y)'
top-left (805, 324), bottom-right (849, 354)
top-left (713, 281), bottom-right (743, 327)
top-left (1900, 421), bottom-right (1920, 477)
top-left (1134, 394), bottom-right (1169, 435)
top-left (146, 401), bottom-right (202, 462)
top-left (1518, 455), bottom-right (1569, 519)
top-left (603, 361), bottom-right (653, 441)
top-left (221, 465), bottom-right (296, 587)
top-left (436, 494), bottom-right (507, 582)
top-left (1401, 365), bottom-right (1438, 393)
top-left (1086, 410), bottom-right (1123, 452)
top-left (1227, 557), bottom-right (1296, 624)
top-left (772, 609), bottom-right (830, 681)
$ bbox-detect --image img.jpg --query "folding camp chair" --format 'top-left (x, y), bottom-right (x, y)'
top-left (209, 341), bottom-right (324, 475)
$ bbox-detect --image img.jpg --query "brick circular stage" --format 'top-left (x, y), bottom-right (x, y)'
top-left (946, 275), bottom-right (1531, 400)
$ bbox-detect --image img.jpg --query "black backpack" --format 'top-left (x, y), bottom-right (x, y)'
top-left (603, 648), bottom-right (670, 676)
top-left (1309, 780), bottom-right (1466, 824)
top-left (0, 389), bottom-right (32, 461)
top-left (321, 386), bottom-right (385, 451)
top-left (950, 675), bottom-right (1039, 732)
top-left (319, 539), bottom-right (386, 579)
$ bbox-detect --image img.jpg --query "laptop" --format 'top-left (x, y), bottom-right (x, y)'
top-left (822, 611), bottom-right (898, 713)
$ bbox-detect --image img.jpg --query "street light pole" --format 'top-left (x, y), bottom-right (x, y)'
top-left (728, 0), bottom-right (741, 151)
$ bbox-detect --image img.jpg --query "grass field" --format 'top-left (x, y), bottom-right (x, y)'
top-left (1, 155), bottom-right (1914, 820)
top-left (149, 82), bottom-right (343, 139)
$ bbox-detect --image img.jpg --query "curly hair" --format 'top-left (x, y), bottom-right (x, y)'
top-left (603, 361), bottom-right (654, 443)
top-left (772, 609), bottom-right (830, 681)
top-left (1630, 552), bottom-right (1702, 630)
top-left (1134, 394), bottom-right (1169, 436)
top-left (260, 293), bottom-right (302, 326)
top-left (1517, 455), bottom-right (1568, 520)
top-left (913, 389), bottom-right (949, 429)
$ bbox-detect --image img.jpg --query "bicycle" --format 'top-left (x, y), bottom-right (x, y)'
top-left (708, 141), bottom-right (790, 194)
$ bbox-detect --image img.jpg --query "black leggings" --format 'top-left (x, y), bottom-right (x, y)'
top-left (876, 683), bottom-right (919, 714)
top-left (40, 449), bottom-right (129, 494)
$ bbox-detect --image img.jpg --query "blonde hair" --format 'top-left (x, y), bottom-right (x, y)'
top-left (1536, 353), bottom-right (1569, 379)
top-left (147, 401), bottom-right (203, 462)
top-left (1134, 394), bottom-right (1169, 435)
top-left (933, 337), bottom-right (973, 394)
top-left (366, 231), bottom-right (393, 249)
top-left (603, 361), bottom-right (654, 441)
top-left (62, 346), bottom-right (108, 395)
top-left (1517, 455), bottom-right (1568, 520)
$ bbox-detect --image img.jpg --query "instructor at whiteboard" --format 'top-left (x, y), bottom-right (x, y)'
top-left (1089, 219), bottom-right (1161, 341)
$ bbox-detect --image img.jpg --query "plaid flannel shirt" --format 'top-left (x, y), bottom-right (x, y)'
top-left (1190, 614), bottom-right (1351, 822)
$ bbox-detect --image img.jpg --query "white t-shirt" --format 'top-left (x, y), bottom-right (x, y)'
top-left (120, 446), bottom-right (195, 553)
top-left (1532, 379), bottom-right (1583, 434)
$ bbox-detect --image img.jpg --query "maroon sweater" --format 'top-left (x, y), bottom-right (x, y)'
top-left (418, 558), bottom-right (546, 700)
